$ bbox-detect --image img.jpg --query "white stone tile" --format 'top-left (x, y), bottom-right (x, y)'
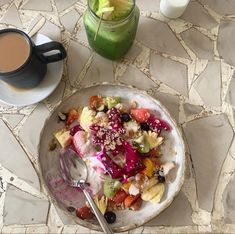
top-left (118, 66), bottom-right (157, 91)
top-left (80, 53), bottom-right (115, 86)
top-left (218, 20), bottom-right (235, 67)
top-left (76, 23), bottom-right (89, 45)
top-left (183, 114), bottom-right (234, 212)
top-left (137, 16), bottom-right (189, 59)
top-left (226, 72), bottom-right (235, 107)
top-left (46, 80), bottom-right (66, 107)
top-left (26, 226), bottom-right (49, 233)
top-left (60, 9), bottom-right (81, 33)
top-left (2, 226), bottom-right (27, 233)
top-left (38, 19), bottom-right (61, 42)
top-left (0, 0), bottom-right (11, 6)
top-left (67, 40), bottom-right (92, 86)
top-left (2, 114), bottom-right (24, 128)
top-left (55, 0), bottom-right (77, 12)
top-left (136, 0), bottom-right (160, 12)
top-left (22, 0), bottom-right (52, 11)
top-left (150, 53), bottom-right (188, 97)
top-left (124, 43), bottom-right (142, 61)
top-left (223, 174), bottom-right (235, 223)
top-left (4, 185), bottom-right (49, 225)
top-left (18, 103), bottom-right (50, 157)
top-left (146, 191), bottom-right (193, 226)
top-left (199, 0), bottom-right (235, 15)
top-left (193, 61), bottom-right (221, 107)
top-left (181, 28), bottom-right (214, 60)
top-left (0, 4), bottom-right (22, 28)
top-left (153, 92), bottom-right (180, 122)
top-left (0, 120), bottom-right (39, 189)
top-left (181, 1), bottom-right (217, 29)
top-left (183, 103), bottom-right (204, 117)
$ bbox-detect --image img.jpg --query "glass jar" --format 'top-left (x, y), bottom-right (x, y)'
top-left (83, 0), bottom-right (140, 60)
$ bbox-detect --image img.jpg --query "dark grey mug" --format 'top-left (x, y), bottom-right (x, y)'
top-left (0, 28), bottom-right (67, 89)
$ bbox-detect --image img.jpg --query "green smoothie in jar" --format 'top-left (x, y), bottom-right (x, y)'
top-left (83, 0), bottom-right (140, 60)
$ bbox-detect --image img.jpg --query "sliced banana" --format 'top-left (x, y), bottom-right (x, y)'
top-left (142, 177), bottom-right (158, 193)
top-left (142, 184), bottom-right (162, 201)
top-left (150, 183), bottom-right (165, 204)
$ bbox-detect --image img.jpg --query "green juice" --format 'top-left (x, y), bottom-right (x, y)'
top-left (83, 2), bottom-right (140, 60)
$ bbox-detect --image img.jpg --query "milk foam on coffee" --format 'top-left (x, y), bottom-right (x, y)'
top-left (0, 32), bottom-right (30, 72)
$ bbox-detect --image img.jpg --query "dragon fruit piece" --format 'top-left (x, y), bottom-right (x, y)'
top-left (147, 115), bottom-right (170, 133)
top-left (73, 131), bottom-right (96, 157)
top-left (124, 142), bottom-right (145, 174)
top-left (96, 150), bottom-right (123, 179)
top-left (70, 124), bottom-right (83, 136)
top-left (107, 108), bottom-right (125, 135)
top-left (90, 124), bottom-right (124, 156)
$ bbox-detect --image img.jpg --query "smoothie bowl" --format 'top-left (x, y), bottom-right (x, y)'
top-left (38, 84), bottom-right (185, 232)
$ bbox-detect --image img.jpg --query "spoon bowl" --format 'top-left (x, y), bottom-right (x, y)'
top-left (59, 148), bottom-right (114, 234)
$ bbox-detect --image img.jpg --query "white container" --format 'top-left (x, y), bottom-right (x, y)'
top-left (160, 0), bottom-right (190, 19)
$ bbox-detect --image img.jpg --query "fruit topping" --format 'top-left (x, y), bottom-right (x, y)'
top-left (128, 183), bottom-right (140, 196)
top-left (54, 129), bottom-right (72, 148)
top-left (131, 108), bottom-right (151, 123)
top-left (66, 108), bottom-right (79, 125)
top-left (76, 205), bottom-right (94, 220)
top-left (124, 194), bottom-right (140, 208)
top-left (80, 107), bottom-right (96, 132)
top-left (70, 124), bottom-right (83, 136)
top-left (104, 211), bottom-right (116, 224)
top-left (67, 206), bottom-right (76, 212)
top-left (73, 131), bottom-right (96, 157)
top-left (104, 176), bottom-right (121, 198)
top-left (106, 96), bottom-right (121, 109)
top-left (141, 158), bottom-right (155, 178)
top-left (107, 107), bottom-right (125, 135)
top-left (147, 115), bottom-right (170, 133)
top-left (143, 131), bottom-right (164, 149)
top-left (112, 190), bottom-right (128, 204)
top-left (140, 122), bottom-right (150, 131)
top-left (134, 135), bottom-right (150, 154)
top-left (124, 142), bottom-right (145, 176)
top-left (89, 95), bottom-right (104, 110)
top-left (130, 197), bottom-right (142, 211)
top-left (94, 195), bottom-right (108, 214)
top-left (121, 113), bottom-right (131, 122)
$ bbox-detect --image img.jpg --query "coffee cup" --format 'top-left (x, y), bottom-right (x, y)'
top-left (0, 28), bottom-right (67, 89)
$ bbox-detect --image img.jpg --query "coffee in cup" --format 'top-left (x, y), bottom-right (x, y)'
top-left (0, 29), bottom-right (67, 89)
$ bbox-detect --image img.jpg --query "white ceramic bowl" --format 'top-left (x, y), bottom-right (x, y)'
top-left (38, 83), bottom-right (185, 232)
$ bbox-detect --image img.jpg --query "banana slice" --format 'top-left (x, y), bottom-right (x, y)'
top-left (142, 184), bottom-right (162, 201)
top-left (142, 177), bottom-right (158, 193)
top-left (150, 183), bottom-right (165, 204)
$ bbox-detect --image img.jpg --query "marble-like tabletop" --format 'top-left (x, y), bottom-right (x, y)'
top-left (0, 0), bottom-right (235, 233)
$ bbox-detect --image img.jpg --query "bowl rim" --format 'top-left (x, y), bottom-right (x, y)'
top-left (38, 82), bottom-right (186, 232)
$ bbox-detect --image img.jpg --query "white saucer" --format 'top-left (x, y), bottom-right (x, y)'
top-left (0, 34), bottom-right (63, 107)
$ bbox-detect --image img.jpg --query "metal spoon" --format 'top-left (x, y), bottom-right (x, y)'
top-left (59, 149), bottom-right (114, 234)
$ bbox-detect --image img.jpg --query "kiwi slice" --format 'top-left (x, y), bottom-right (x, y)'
top-left (103, 176), bottom-right (121, 198)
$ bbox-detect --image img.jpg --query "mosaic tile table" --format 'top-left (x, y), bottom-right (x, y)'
top-left (0, 0), bottom-right (235, 233)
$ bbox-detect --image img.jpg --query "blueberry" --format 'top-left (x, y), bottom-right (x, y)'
top-left (103, 106), bottom-right (109, 113)
top-left (157, 175), bottom-right (165, 183)
top-left (140, 122), bottom-right (150, 131)
top-left (67, 206), bottom-right (76, 212)
top-left (121, 113), bottom-right (131, 122)
top-left (104, 211), bottom-right (116, 224)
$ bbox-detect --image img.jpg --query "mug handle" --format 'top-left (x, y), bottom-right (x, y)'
top-left (34, 41), bottom-right (67, 64)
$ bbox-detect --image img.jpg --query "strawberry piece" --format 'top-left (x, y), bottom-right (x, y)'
top-left (131, 109), bottom-right (151, 123)
top-left (76, 206), bottom-right (94, 220)
top-left (130, 197), bottom-right (142, 211)
top-left (66, 108), bottom-right (79, 125)
top-left (124, 195), bottom-right (140, 208)
top-left (112, 190), bottom-right (128, 204)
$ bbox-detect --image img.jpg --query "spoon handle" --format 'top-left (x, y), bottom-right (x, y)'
top-left (82, 187), bottom-right (114, 234)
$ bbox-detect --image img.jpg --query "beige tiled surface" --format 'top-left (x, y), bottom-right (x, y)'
top-left (0, 0), bottom-right (235, 233)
